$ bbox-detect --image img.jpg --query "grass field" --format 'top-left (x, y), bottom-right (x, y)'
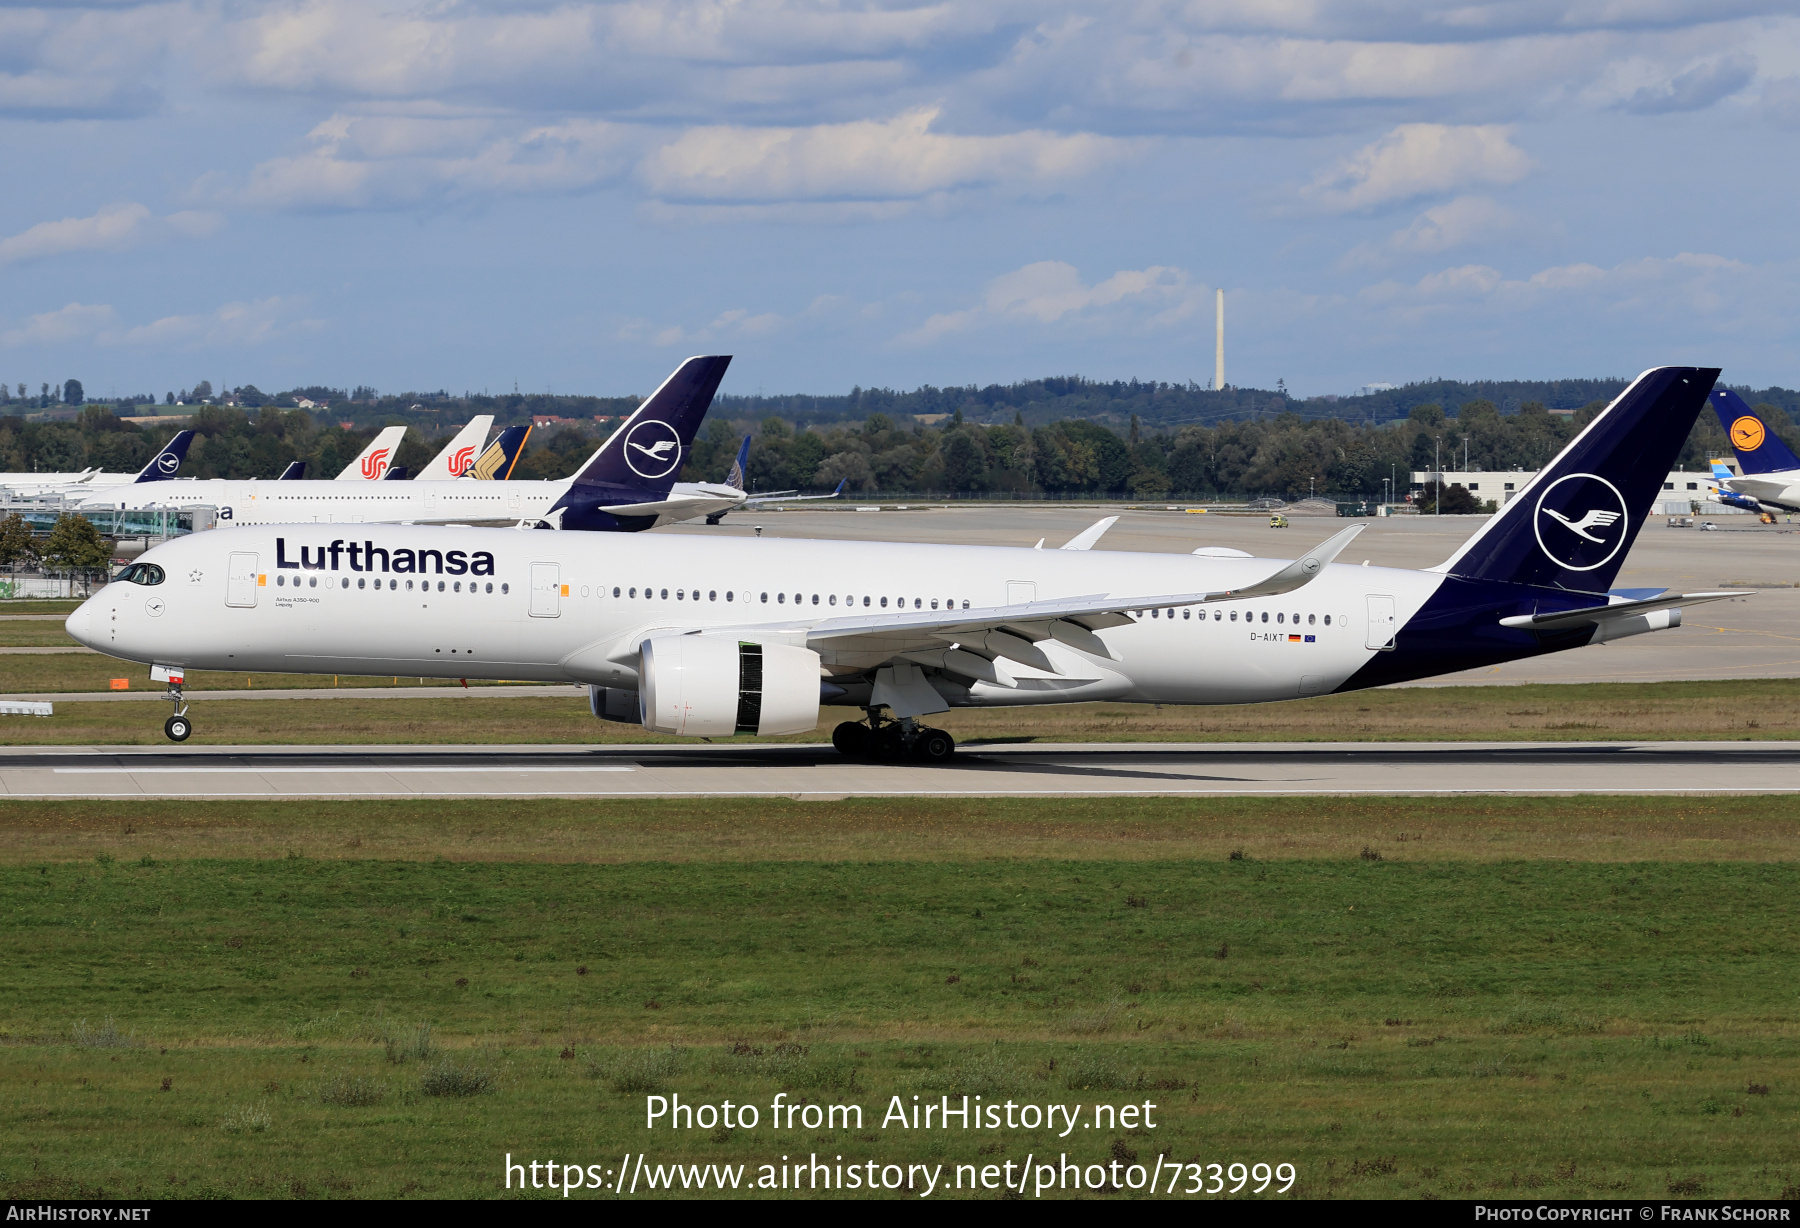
top-left (0, 678), bottom-right (1794, 746)
top-left (3, 796), bottom-right (1798, 1201)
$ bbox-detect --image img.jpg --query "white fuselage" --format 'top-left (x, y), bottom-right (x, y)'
top-left (69, 524), bottom-right (1442, 708)
top-left (1725, 470), bottom-right (1800, 512)
top-left (75, 477), bottom-right (754, 529)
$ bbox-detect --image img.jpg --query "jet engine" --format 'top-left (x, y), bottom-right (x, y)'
top-left (640, 636), bottom-right (821, 736)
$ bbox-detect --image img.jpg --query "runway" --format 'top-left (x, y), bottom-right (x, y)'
top-left (5, 740), bottom-right (1797, 799)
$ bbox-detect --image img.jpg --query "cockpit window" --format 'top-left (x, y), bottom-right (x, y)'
top-left (115, 563), bottom-right (165, 586)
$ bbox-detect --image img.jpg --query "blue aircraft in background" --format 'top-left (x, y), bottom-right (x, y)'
top-left (1707, 389), bottom-right (1800, 515)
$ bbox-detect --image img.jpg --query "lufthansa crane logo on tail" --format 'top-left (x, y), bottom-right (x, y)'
top-left (1533, 472), bottom-right (1628, 572)
top-left (622, 419), bottom-right (682, 479)
top-left (155, 451), bottom-right (180, 474)
top-left (1731, 416), bottom-right (1766, 451)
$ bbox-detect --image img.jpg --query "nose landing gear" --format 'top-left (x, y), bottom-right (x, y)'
top-left (831, 711), bottom-right (955, 762)
top-left (162, 675), bottom-right (191, 742)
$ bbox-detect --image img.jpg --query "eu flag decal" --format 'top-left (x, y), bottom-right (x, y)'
top-left (1304, 634), bottom-right (1316, 643)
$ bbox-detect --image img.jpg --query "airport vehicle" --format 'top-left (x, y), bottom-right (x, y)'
top-left (1707, 390), bottom-right (1800, 514)
top-left (73, 359), bottom-right (732, 529)
top-left (71, 366), bottom-right (1739, 751)
top-left (1269, 514), bottom-right (1289, 528)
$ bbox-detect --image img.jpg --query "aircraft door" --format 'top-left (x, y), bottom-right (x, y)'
top-left (1006, 581), bottom-right (1036, 605)
top-left (423, 488), bottom-right (437, 511)
top-left (226, 552), bottom-right (260, 608)
top-left (1365, 594), bottom-right (1396, 650)
top-left (529, 562), bottom-right (561, 618)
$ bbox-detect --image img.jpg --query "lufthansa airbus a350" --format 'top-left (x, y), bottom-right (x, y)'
top-left (68, 365), bottom-right (1737, 754)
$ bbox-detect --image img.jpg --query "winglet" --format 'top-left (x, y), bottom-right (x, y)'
top-left (132, 430), bottom-right (195, 483)
top-left (1060, 516), bottom-right (1118, 551)
top-left (1222, 524), bottom-right (1365, 600)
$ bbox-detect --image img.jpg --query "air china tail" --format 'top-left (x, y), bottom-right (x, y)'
top-left (72, 364), bottom-right (1745, 752)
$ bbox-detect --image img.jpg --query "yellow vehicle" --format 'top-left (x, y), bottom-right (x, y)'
top-left (1269, 514), bottom-right (1289, 528)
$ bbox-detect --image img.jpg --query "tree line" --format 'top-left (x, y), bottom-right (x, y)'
top-left (0, 391), bottom-right (1790, 502)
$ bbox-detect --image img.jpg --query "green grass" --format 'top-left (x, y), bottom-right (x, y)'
top-left (1, 678), bottom-right (1797, 745)
top-left (3, 799), bottom-right (1799, 1200)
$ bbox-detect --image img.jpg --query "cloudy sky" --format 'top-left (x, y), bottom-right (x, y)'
top-left (4, 1), bottom-right (1799, 399)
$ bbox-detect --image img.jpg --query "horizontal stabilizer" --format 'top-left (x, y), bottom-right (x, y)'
top-left (1499, 590), bottom-right (1746, 632)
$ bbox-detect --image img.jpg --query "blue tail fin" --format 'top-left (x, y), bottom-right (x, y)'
top-left (383, 465), bottom-right (409, 481)
top-left (1711, 388), bottom-right (1800, 475)
top-left (725, 435), bottom-right (751, 490)
top-left (467, 425), bottom-right (530, 481)
top-left (132, 430), bottom-right (194, 483)
top-left (1437, 366), bottom-right (1719, 593)
top-left (548, 355), bottom-right (731, 530)
top-left (278, 460), bottom-right (306, 480)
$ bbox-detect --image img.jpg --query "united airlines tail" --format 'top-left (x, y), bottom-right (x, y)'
top-left (1711, 389), bottom-right (1800, 475)
top-left (466, 425), bottom-right (530, 481)
top-left (545, 356), bottom-right (732, 531)
top-left (131, 431), bottom-right (195, 483)
top-left (1435, 366), bottom-right (1719, 593)
top-left (724, 435), bottom-right (751, 491)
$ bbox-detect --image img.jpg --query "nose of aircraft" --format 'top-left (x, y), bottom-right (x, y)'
top-left (66, 596), bottom-right (98, 649)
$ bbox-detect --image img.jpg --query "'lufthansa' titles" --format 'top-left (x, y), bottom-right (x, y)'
top-left (275, 537), bottom-right (496, 576)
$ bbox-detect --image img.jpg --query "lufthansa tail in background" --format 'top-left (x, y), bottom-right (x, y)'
top-left (70, 365), bottom-right (1740, 752)
top-left (1706, 388), bottom-right (1800, 514)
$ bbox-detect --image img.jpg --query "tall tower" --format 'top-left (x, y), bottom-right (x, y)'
top-left (1214, 289), bottom-right (1225, 391)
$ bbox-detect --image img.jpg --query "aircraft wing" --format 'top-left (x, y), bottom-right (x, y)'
top-left (595, 525), bottom-right (1366, 673)
top-left (742, 479), bottom-right (845, 506)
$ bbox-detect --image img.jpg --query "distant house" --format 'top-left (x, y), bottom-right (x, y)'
top-left (295, 398), bottom-right (323, 409)
top-left (532, 415), bottom-right (572, 427)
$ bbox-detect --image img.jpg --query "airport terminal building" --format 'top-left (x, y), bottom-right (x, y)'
top-left (1411, 465), bottom-right (1751, 515)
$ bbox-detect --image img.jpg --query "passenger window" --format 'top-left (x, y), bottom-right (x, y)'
top-left (438, 581), bottom-right (446, 592)
top-left (486, 583), bottom-right (493, 593)
top-left (676, 590), bottom-right (684, 600)
top-left (913, 598), bottom-right (921, 609)
top-left (931, 599), bottom-right (939, 610)
top-left (1183, 609), bottom-right (1190, 620)
top-left (660, 588), bottom-right (668, 599)
top-left (406, 580), bottom-right (414, 591)
top-left (613, 587), bottom-right (621, 597)
top-left (358, 578), bottom-right (366, 589)
top-left (1230, 610), bottom-right (1237, 622)
top-left (710, 590), bottom-right (717, 601)
top-left (726, 591), bottom-right (734, 601)
top-left (864, 597), bottom-right (871, 607)
top-left (629, 587), bottom-right (636, 598)
top-left (1276, 613), bottom-right (1283, 624)
top-left (454, 581), bottom-right (461, 593)
top-left (277, 574), bottom-right (285, 587)
top-left (309, 577), bottom-right (317, 588)
top-left (502, 583), bottom-right (510, 594)
top-left (1260, 611), bottom-right (1268, 623)
top-left (811, 594), bottom-right (819, 605)
top-left (880, 597), bottom-right (888, 607)
top-left (760, 592), bottom-right (768, 603)
top-left (1308, 614), bottom-right (1315, 625)
top-left (1324, 614), bottom-right (1332, 625)
top-left (778, 593), bottom-right (786, 603)
top-left (829, 595), bottom-right (837, 606)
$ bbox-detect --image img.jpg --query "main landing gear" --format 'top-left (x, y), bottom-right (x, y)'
top-left (163, 677), bottom-right (191, 742)
top-left (832, 712), bottom-right (955, 763)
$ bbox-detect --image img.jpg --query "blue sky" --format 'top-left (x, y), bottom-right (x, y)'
top-left (3, 1), bottom-right (1798, 400)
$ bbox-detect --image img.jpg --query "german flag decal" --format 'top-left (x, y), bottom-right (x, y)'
top-left (1288, 634), bottom-right (1302, 642)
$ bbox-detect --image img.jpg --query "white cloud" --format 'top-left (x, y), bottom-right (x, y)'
top-left (1358, 251), bottom-right (1759, 324)
top-left (232, 114), bottom-right (638, 209)
top-left (114, 297), bottom-right (324, 348)
top-left (1621, 54), bottom-right (1756, 113)
top-left (0, 203), bottom-right (220, 266)
top-left (640, 106), bottom-right (1136, 203)
top-left (1303, 124), bottom-right (1533, 212)
top-left (900, 260), bottom-right (1202, 344)
top-left (1339, 195), bottom-right (1519, 267)
top-left (0, 302), bottom-right (117, 348)
top-left (617, 306), bottom-right (789, 347)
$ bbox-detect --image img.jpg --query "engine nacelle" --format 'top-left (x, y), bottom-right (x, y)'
top-left (588, 686), bottom-right (640, 724)
top-left (640, 636), bottom-right (821, 736)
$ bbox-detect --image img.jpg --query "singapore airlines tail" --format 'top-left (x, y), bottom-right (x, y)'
top-left (542, 355), bottom-right (732, 531)
top-left (1432, 367), bottom-right (1718, 594)
top-left (131, 431), bottom-right (196, 483)
top-left (416, 415), bottom-right (495, 481)
top-left (336, 426), bottom-right (407, 481)
top-left (1711, 388), bottom-right (1800, 476)
top-left (466, 425), bottom-right (530, 481)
